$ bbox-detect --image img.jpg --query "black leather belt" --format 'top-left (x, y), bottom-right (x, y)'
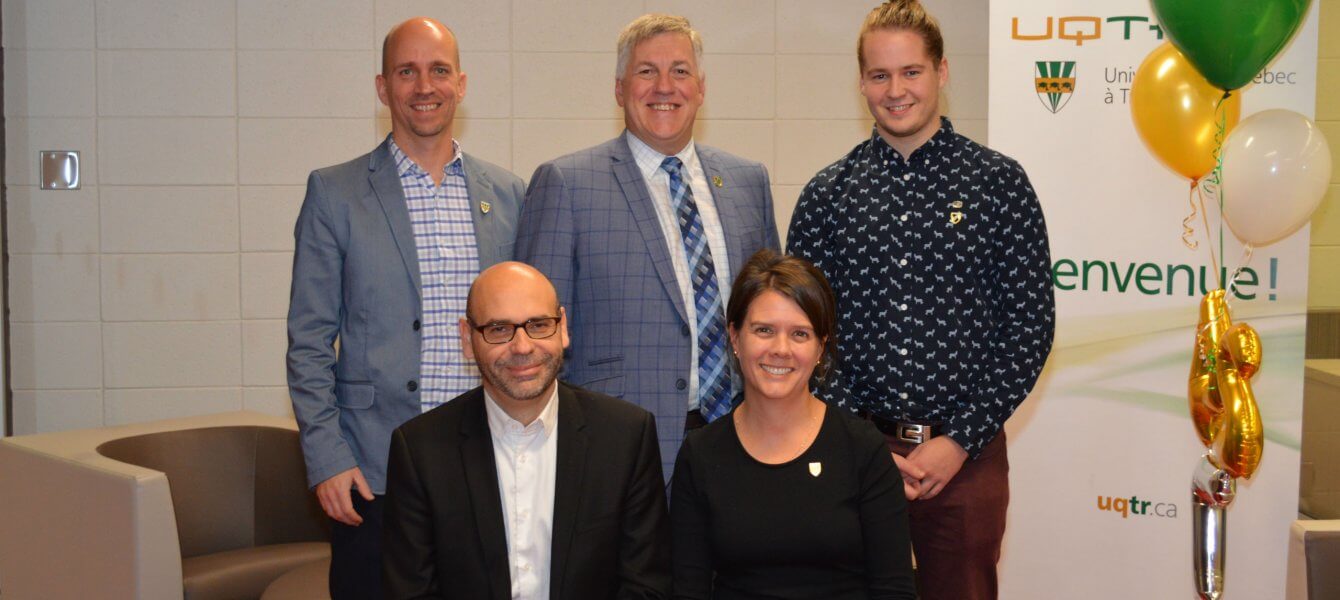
top-left (865, 413), bottom-right (944, 445)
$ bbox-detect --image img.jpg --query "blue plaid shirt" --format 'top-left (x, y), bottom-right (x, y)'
top-left (388, 136), bottom-right (482, 412)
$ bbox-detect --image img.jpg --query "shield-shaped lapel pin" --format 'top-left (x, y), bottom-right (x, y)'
top-left (808, 462), bottom-right (822, 477)
top-left (480, 201), bottom-right (491, 214)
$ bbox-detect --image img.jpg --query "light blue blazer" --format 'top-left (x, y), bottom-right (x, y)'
top-left (287, 139), bottom-right (524, 494)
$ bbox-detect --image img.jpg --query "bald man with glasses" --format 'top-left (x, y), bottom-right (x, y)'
top-left (382, 262), bottom-right (672, 600)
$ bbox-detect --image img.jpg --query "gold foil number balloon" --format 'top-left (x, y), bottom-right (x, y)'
top-left (1186, 290), bottom-right (1264, 479)
top-left (1212, 363), bottom-right (1263, 479)
top-left (1188, 290), bottom-right (1230, 447)
top-left (1222, 323), bottom-right (1262, 379)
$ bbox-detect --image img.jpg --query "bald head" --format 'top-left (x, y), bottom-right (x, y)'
top-left (460, 262), bottom-right (568, 411)
top-left (466, 262), bottom-right (560, 324)
top-left (382, 17), bottom-right (460, 75)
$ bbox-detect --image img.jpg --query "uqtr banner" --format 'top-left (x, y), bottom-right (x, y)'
top-left (990, 1), bottom-right (1320, 598)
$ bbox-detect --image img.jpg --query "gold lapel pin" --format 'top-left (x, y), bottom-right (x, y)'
top-left (712, 175), bottom-right (724, 188)
top-left (480, 201), bottom-right (491, 214)
top-left (809, 462), bottom-right (822, 477)
top-left (949, 211), bottom-right (964, 225)
top-left (950, 200), bottom-right (964, 208)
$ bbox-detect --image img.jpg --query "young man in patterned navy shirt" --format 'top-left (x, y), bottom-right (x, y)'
top-left (786, 2), bottom-right (1055, 598)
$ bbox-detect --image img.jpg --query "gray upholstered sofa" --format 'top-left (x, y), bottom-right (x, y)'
top-left (0, 411), bottom-right (329, 599)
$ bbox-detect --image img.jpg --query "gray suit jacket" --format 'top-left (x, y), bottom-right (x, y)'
top-left (515, 133), bottom-right (779, 478)
top-left (287, 138), bottom-right (524, 494)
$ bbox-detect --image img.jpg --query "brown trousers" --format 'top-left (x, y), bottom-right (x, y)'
top-left (886, 432), bottom-right (1010, 600)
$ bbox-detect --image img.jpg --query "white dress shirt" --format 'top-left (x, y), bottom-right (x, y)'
top-left (626, 133), bottom-right (733, 412)
top-left (484, 386), bottom-right (560, 600)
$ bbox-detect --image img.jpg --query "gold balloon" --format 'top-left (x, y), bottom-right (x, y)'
top-left (1222, 323), bottom-right (1262, 379)
top-left (1188, 374), bottom-right (1221, 448)
top-left (1186, 290), bottom-right (1265, 479)
top-left (1212, 367), bottom-right (1264, 479)
top-left (1188, 290), bottom-right (1230, 445)
top-left (1131, 42), bottom-right (1243, 181)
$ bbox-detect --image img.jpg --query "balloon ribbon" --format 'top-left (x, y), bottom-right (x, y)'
top-left (1196, 91), bottom-right (1233, 290)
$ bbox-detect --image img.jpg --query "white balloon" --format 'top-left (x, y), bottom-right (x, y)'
top-left (1221, 109), bottom-right (1332, 247)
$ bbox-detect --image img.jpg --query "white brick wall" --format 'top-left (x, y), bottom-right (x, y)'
top-left (3, 0), bottom-right (991, 432)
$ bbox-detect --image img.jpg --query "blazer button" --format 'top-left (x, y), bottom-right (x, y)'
top-left (680, 325), bottom-right (690, 337)
top-left (407, 380), bottom-right (418, 392)
top-left (412, 319), bottom-right (421, 331)
top-left (675, 379), bottom-right (687, 390)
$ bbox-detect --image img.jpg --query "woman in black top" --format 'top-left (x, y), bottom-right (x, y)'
top-left (671, 249), bottom-right (916, 599)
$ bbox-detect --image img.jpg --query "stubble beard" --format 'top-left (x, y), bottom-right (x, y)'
top-left (482, 352), bottom-right (562, 402)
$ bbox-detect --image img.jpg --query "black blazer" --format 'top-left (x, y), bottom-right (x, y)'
top-left (382, 382), bottom-right (672, 599)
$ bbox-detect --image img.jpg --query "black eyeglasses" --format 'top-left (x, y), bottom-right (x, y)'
top-left (469, 316), bottom-right (563, 344)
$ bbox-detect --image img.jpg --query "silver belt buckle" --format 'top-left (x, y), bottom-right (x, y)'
top-left (896, 422), bottom-right (927, 444)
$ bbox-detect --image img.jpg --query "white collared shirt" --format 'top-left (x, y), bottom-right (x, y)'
top-left (626, 133), bottom-right (733, 411)
top-left (483, 386), bottom-right (560, 600)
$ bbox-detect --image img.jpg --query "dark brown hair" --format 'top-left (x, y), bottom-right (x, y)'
top-left (726, 249), bottom-right (838, 379)
top-left (858, 0), bottom-right (945, 72)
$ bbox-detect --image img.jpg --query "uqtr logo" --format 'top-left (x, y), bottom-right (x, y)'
top-left (1034, 61), bottom-right (1076, 113)
top-left (1096, 494), bottom-right (1178, 519)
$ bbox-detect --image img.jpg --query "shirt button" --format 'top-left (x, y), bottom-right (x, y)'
top-left (900, 214), bottom-right (908, 222)
top-left (412, 319), bottom-right (421, 331)
top-left (900, 303), bottom-right (908, 311)
top-left (899, 348), bottom-right (908, 356)
top-left (675, 378), bottom-right (687, 390)
top-left (903, 173), bottom-right (912, 181)
top-left (518, 454), bottom-right (527, 464)
top-left (900, 392), bottom-right (909, 400)
top-left (407, 380), bottom-right (418, 392)
top-left (899, 258), bottom-right (908, 266)
top-left (522, 564), bottom-right (531, 572)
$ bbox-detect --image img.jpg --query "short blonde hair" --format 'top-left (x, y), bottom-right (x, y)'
top-left (858, 0), bottom-right (944, 72)
top-left (615, 14), bottom-right (704, 78)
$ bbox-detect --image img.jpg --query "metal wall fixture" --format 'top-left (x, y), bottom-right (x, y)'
top-left (40, 151), bottom-right (80, 190)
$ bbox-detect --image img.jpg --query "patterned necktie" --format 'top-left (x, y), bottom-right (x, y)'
top-left (661, 157), bottom-right (733, 422)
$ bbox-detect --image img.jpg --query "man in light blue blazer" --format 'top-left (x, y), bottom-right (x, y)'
top-left (516, 14), bottom-right (779, 479)
top-left (286, 17), bottom-right (523, 599)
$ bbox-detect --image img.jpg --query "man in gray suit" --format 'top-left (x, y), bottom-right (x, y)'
top-left (287, 16), bottom-right (523, 599)
top-left (515, 14), bottom-right (779, 478)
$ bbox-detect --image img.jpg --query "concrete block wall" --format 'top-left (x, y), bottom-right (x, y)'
top-left (1312, 0), bottom-right (1340, 312)
top-left (2, 0), bottom-right (990, 433)
top-left (1300, 0), bottom-right (1340, 517)
top-left (1303, 361), bottom-right (1340, 519)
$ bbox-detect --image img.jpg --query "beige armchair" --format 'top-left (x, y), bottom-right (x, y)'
top-left (0, 411), bottom-right (330, 600)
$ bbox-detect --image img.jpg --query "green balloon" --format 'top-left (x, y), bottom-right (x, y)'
top-left (1151, 0), bottom-right (1311, 91)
